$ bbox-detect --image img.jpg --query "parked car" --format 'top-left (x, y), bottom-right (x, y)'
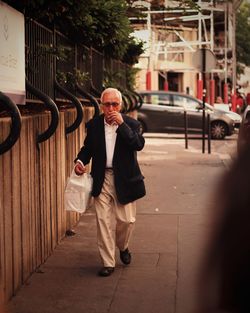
top-left (237, 105), bottom-right (250, 153)
top-left (137, 91), bottom-right (242, 140)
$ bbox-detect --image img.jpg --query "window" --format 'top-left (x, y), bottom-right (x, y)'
top-left (157, 94), bottom-right (171, 106)
top-left (173, 95), bottom-right (185, 107)
top-left (143, 94), bottom-right (152, 103)
top-left (173, 95), bottom-right (199, 110)
top-left (185, 98), bottom-right (200, 110)
top-left (142, 93), bottom-right (171, 106)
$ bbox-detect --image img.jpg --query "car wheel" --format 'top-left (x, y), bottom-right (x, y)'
top-left (138, 120), bottom-right (147, 134)
top-left (211, 121), bottom-right (228, 140)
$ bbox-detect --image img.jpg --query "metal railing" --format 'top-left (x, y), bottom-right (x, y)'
top-left (26, 19), bottom-right (54, 101)
top-left (23, 19), bottom-right (141, 114)
top-left (0, 92), bottom-right (22, 155)
top-left (26, 79), bottom-right (59, 144)
top-left (91, 48), bottom-right (104, 93)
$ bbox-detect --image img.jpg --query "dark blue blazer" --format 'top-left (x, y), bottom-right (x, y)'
top-left (76, 114), bottom-right (146, 204)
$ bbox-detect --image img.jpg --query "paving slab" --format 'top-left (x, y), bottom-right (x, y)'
top-left (176, 214), bottom-right (210, 313)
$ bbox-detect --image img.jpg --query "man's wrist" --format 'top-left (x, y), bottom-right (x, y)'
top-left (75, 159), bottom-right (84, 167)
top-left (117, 120), bottom-right (124, 126)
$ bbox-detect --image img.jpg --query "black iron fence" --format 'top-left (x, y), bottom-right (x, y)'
top-left (25, 19), bottom-right (131, 103)
top-left (91, 48), bottom-right (103, 93)
top-left (26, 19), bottom-right (54, 101)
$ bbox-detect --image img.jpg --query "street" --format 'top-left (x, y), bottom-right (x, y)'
top-left (8, 134), bottom-right (237, 313)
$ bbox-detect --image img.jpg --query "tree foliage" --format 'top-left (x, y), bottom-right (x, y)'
top-left (4, 0), bottom-right (234, 64)
top-left (4, 0), bottom-right (144, 63)
top-left (236, 0), bottom-right (250, 66)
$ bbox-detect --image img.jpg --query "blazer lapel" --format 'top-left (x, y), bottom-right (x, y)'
top-left (99, 114), bottom-right (107, 163)
top-left (113, 122), bottom-right (122, 165)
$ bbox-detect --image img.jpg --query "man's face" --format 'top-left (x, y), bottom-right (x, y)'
top-left (101, 91), bottom-right (121, 120)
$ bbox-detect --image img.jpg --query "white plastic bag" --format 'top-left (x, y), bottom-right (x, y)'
top-left (64, 170), bottom-right (93, 214)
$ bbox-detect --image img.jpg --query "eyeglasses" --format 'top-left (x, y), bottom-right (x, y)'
top-left (102, 102), bottom-right (120, 107)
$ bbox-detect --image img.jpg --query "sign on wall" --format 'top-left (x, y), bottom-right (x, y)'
top-left (0, 2), bottom-right (25, 104)
top-left (193, 48), bottom-right (217, 73)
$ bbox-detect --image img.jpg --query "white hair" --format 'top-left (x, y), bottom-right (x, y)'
top-left (100, 88), bottom-right (122, 104)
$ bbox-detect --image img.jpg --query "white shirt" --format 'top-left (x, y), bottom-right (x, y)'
top-left (104, 119), bottom-right (118, 168)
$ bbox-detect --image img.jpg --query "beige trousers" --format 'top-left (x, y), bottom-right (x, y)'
top-left (94, 169), bottom-right (136, 267)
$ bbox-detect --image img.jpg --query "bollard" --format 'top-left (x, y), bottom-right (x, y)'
top-left (210, 79), bottom-right (215, 106)
top-left (207, 113), bottom-right (211, 154)
top-left (184, 110), bottom-right (188, 149)
top-left (202, 89), bottom-right (207, 154)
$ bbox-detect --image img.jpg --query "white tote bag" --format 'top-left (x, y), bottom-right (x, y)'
top-left (64, 170), bottom-right (93, 214)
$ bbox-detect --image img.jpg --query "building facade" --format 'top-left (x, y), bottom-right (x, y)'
top-left (132, 0), bottom-right (242, 106)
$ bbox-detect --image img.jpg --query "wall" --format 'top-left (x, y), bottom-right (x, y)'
top-left (0, 107), bottom-right (93, 302)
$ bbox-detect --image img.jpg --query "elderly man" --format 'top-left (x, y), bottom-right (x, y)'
top-left (74, 87), bottom-right (146, 277)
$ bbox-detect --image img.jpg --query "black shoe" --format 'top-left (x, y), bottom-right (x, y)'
top-left (98, 267), bottom-right (115, 277)
top-left (120, 248), bottom-right (131, 265)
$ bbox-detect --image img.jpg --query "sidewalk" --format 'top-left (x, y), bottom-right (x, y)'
top-left (8, 137), bottom-right (235, 313)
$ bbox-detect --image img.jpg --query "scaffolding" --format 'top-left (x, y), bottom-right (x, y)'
top-left (131, 0), bottom-right (243, 103)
